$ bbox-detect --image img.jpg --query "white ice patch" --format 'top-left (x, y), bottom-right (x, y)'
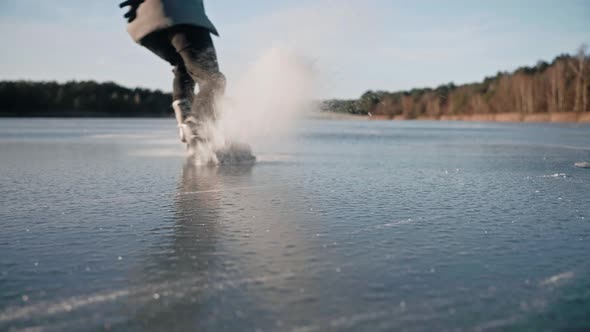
top-left (0, 273), bottom-right (295, 325)
top-left (539, 271), bottom-right (575, 286)
top-left (131, 148), bottom-right (186, 157)
top-left (541, 173), bottom-right (569, 178)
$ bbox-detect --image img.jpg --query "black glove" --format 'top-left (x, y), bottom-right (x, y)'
top-left (119, 0), bottom-right (145, 23)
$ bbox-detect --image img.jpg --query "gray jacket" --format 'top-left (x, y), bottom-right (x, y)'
top-left (127, 0), bottom-right (218, 42)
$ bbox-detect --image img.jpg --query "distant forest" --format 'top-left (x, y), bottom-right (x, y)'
top-left (0, 81), bottom-right (172, 117)
top-left (323, 47), bottom-right (590, 119)
top-left (0, 47), bottom-right (588, 119)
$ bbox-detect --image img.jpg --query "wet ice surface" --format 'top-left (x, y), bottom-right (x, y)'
top-left (1, 118), bottom-right (590, 331)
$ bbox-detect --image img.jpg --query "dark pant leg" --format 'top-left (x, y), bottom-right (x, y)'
top-left (169, 25), bottom-right (225, 121)
top-left (140, 30), bottom-right (195, 102)
top-left (172, 64), bottom-right (195, 101)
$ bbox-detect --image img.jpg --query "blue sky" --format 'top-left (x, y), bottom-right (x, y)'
top-left (0, 0), bottom-right (588, 98)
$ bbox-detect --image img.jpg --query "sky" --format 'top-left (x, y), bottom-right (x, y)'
top-left (0, 0), bottom-right (588, 99)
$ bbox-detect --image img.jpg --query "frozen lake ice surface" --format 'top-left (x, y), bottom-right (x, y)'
top-left (1, 118), bottom-right (590, 331)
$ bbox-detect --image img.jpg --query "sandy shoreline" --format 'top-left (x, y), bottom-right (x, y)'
top-left (315, 112), bottom-right (590, 123)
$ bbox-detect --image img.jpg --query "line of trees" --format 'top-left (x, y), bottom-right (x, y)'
top-left (1, 47), bottom-right (588, 118)
top-left (323, 46), bottom-right (589, 118)
top-left (0, 81), bottom-right (172, 117)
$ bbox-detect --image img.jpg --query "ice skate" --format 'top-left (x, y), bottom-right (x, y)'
top-left (173, 100), bottom-right (208, 148)
top-left (172, 99), bottom-right (192, 144)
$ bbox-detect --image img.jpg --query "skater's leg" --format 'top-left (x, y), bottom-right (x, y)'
top-left (140, 30), bottom-right (195, 142)
top-left (172, 63), bottom-right (195, 102)
top-left (171, 64), bottom-right (196, 143)
top-left (169, 25), bottom-right (225, 122)
top-left (141, 31), bottom-right (195, 103)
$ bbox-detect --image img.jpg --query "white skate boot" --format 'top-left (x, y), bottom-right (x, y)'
top-left (172, 99), bottom-right (208, 153)
top-left (172, 99), bottom-right (192, 143)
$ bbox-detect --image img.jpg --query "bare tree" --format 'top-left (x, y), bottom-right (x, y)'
top-left (569, 44), bottom-right (588, 112)
top-left (555, 61), bottom-right (566, 112)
